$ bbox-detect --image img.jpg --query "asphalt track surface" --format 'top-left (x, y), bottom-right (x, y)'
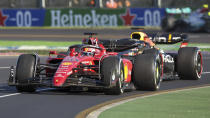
top-left (1, 29), bottom-right (210, 43)
top-left (0, 29), bottom-right (210, 118)
top-left (0, 55), bottom-right (209, 118)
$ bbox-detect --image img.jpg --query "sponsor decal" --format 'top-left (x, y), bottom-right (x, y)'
top-left (62, 62), bottom-right (73, 66)
top-left (57, 69), bottom-right (68, 72)
top-left (154, 34), bottom-right (182, 43)
top-left (163, 54), bottom-right (174, 63)
top-left (67, 71), bottom-right (73, 76)
top-left (81, 61), bottom-right (92, 64)
top-left (55, 73), bottom-right (64, 77)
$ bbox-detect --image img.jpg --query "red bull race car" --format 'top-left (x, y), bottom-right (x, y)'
top-left (8, 32), bottom-right (203, 95)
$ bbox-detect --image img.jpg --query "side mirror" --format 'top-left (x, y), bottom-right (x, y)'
top-left (49, 51), bottom-right (57, 55)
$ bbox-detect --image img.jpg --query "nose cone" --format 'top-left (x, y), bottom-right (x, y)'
top-left (53, 61), bottom-right (75, 87)
top-left (53, 73), bottom-right (67, 86)
top-left (52, 56), bottom-right (93, 87)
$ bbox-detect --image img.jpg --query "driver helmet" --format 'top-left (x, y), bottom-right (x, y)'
top-left (131, 32), bottom-right (147, 41)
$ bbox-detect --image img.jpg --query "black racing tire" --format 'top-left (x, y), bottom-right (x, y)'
top-left (15, 54), bottom-right (37, 92)
top-left (143, 48), bottom-right (163, 77)
top-left (101, 56), bottom-right (124, 95)
top-left (177, 47), bottom-right (202, 80)
top-left (133, 54), bottom-right (162, 91)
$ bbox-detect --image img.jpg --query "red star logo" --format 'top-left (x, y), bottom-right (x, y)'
top-left (0, 10), bottom-right (7, 26)
top-left (121, 9), bottom-right (135, 26)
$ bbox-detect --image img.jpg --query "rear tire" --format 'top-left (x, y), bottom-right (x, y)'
top-left (15, 54), bottom-right (37, 92)
top-left (101, 56), bottom-right (124, 95)
top-left (133, 54), bottom-right (162, 91)
top-left (177, 47), bottom-right (202, 80)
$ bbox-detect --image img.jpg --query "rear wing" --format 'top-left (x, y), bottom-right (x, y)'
top-left (148, 33), bottom-right (189, 47)
top-left (100, 39), bottom-right (145, 52)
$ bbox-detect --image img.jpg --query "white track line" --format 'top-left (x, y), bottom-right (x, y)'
top-left (0, 93), bottom-right (21, 98)
top-left (0, 88), bottom-right (54, 99)
top-left (0, 67), bottom-right (10, 69)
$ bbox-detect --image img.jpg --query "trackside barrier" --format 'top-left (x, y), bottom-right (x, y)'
top-left (0, 8), bottom-right (165, 27)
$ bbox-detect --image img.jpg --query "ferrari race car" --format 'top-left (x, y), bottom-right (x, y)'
top-left (8, 32), bottom-right (203, 95)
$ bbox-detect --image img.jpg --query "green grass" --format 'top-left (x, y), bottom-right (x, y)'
top-left (99, 86), bottom-right (210, 118)
top-left (0, 41), bottom-right (80, 46)
top-left (0, 40), bottom-right (209, 48)
top-left (201, 48), bottom-right (210, 52)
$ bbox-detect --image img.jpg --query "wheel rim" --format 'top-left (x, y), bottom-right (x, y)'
top-left (156, 66), bottom-right (159, 79)
top-left (196, 52), bottom-right (202, 78)
top-left (111, 71), bottom-right (115, 81)
top-left (155, 61), bottom-right (161, 89)
top-left (119, 69), bottom-right (124, 93)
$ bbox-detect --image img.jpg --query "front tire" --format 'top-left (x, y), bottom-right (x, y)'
top-left (101, 56), bottom-right (124, 95)
top-left (15, 54), bottom-right (37, 92)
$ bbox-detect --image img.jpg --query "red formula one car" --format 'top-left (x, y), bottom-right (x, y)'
top-left (8, 32), bottom-right (202, 95)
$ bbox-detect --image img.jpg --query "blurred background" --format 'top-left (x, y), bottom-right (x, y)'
top-left (0, 0), bottom-right (209, 9)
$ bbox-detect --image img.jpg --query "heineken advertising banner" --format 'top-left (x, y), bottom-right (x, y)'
top-left (45, 8), bottom-right (165, 27)
top-left (44, 8), bottom-right (124, 27)
top-left (0, 8), bottom-right (165, 27)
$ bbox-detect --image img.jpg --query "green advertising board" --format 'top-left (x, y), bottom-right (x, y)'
top-left (44, 8), bottom-right (125, 27)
